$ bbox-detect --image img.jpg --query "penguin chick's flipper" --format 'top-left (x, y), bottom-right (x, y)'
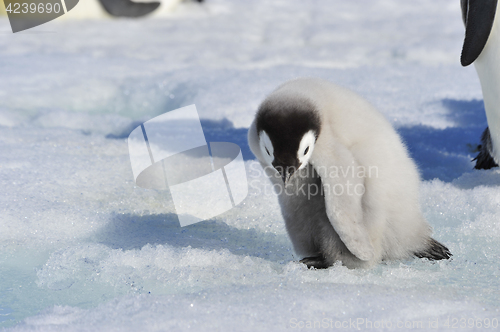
top-left (312, 144), bottom-right (375, 262)
top-left (414, 238), bottom-right (452, 261)
top-left (474, 127), bottom-right (499, 169)
top-left (99, 0), bottom-right (160, 17)
top-left (460, 0), bottom-right (498, 66)
top-left (299, 256), bottom-right (330, 269)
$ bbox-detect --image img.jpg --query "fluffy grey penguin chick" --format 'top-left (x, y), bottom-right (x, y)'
top-left (248, 78), bottom-right (451, 269)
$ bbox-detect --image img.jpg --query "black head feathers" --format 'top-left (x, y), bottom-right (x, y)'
top-left (255, 95), bottom-right (321, 157)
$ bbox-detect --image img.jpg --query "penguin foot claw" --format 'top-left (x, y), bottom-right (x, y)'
top-left (299, 256), bottom-right (329, 269)
top-left (473, 127), bottom-right (498, 170)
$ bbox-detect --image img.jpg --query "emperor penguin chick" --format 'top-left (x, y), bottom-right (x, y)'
top-left (248, 78), bottom-right (451, 269)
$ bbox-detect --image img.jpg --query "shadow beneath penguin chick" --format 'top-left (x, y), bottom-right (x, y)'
top-left (93, 213), bottom-right (294, 263)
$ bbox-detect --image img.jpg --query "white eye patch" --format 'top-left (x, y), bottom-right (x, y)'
top-left (259, 131), bottom-right (274, 165)
top-left (297, 130), bottom-right (316, 169)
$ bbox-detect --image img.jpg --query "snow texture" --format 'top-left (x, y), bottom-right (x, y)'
top-left (1, 0), bottom-right (500, 331)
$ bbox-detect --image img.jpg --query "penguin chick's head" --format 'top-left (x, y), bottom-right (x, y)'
top-left (255, 96), bottom-right (321, 184)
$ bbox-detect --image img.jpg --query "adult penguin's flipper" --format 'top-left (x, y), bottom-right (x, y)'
top-left (460, 0), bottom-right (498, 66)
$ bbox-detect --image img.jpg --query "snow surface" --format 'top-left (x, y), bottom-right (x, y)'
top-left (1, 0), bottom-right (500, 331)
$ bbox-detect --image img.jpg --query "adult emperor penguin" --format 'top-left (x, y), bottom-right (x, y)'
top-left (461, 0), bottom-right (500, 169)
top-left (248, 78), bottom-right (451, 269)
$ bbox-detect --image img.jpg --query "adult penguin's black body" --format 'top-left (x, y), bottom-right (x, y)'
top-left (98, 0), bottom-right (161, 17)
top-left (248, 78), bottom-right (451, 269)
top-left (461, 0), bottom-right (500, 169)
top-left (97, 0), bottom-right (203, 18)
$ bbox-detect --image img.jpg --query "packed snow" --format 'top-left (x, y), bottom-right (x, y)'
top-left (1, 0), bottom-right (500, 331)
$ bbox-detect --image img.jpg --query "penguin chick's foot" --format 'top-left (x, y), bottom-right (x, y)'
top-left (414, 238), bottom-right (452, 261)
top-left (474, 127), bottom-right (498, 170)
top-left (299, 256), bottom-right (330, 269)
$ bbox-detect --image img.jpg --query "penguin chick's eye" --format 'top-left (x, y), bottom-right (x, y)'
top-left (304, 146), bottom-right (309, 155)
top-left (265, 147), bottom-right (271, 156)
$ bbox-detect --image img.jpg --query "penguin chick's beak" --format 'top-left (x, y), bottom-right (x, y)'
top-left (279, 166), bottom-right (295, 184)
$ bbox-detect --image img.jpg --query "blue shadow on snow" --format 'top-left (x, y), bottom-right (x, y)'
top-left (107, 98), bottom-right (487, 182)
top-left (397, 99), bottom-right (486, 182)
